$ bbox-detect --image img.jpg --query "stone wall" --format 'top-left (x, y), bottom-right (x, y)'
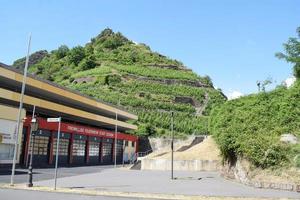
top-left (221, 158), bottom-right (300, 192)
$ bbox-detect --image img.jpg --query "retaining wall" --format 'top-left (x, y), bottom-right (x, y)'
top-left (141, 158), bottom-right (220, 171)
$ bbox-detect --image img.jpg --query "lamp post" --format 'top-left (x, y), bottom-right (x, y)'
top-left (114, 99), bottom-right (120, 168)
top-left (10, 34), bottom-right (31, 186)
top-left (27, 106), bottom-right (37, 187)
top-left (171, 111), bottom-right (174, 180)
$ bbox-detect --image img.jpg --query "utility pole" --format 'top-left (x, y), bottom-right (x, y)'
top-left (114, 99), bottom-right (120, 168)
top-left (11, 34), bottom-right (31, 186)
top-left (171, 111), bottom-right (174, 180)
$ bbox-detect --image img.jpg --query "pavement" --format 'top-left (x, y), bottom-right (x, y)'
top-left (0, 188), bottom-right (159, 200)
top-left (1, 166), bottom-right (299, 199)
top-left (34, 168), bottom-right (299, 199)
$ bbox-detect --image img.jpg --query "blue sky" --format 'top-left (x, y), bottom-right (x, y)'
top-left (1, 0), bottom-right (299, 96)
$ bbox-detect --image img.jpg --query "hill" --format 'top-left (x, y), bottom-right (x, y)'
top-left (209, 82), bottom-right (300, 169)
top-left (13, 28), bottom-right (226, 137)
top-left (209, 27), bottom-right (300, 170)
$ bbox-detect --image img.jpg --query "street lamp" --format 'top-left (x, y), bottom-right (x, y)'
top-left (10, 34), bottom-right (31, 186)
top-left (28, 113), bottom-right (38, 187)
top-left (170, 111), bottom-right (174, 180)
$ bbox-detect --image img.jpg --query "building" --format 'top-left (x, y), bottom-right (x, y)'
top-left (0, 62), bottom-right (138, 167)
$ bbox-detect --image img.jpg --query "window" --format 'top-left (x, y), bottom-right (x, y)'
top-left (72, 140), bottom-right (86, 156)
top-left (30, 136), bottom-right (49, 156)
top-left (102, 143), bottom-right (112, 157)
top-left (125, 141), bottom-right (128, 146)
top-left (89, 141), bottom-right (99, 156)
top-left (53, 138), bottom-right (69, 156)
top-left (131, 141), bottom-right (135, 147)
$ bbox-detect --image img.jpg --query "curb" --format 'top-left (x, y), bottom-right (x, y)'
top-left (0, 184), bottom-right (295, 200)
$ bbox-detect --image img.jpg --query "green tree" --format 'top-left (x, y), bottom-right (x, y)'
top-left (68, 46), bottom-right (85, 65)
top-left (276, 27), bottom-right (300, 79)
top-left (79, 55), bottom-right (97, 70)
top-left (54, 45), bottom-right (69, 59)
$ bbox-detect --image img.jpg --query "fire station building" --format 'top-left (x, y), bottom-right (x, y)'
top-left (0, 63), bottom-right (138, 167)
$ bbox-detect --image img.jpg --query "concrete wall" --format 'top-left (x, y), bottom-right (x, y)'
top-left (141, 158), bottom-right (220, 171)
top-left (149, 136), bottom-right (196, 152)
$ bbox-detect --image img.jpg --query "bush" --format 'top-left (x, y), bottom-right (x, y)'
top-left (79, 55), bottom-right (97, 70)
top-left (104, 74), bottom-right (121, 85)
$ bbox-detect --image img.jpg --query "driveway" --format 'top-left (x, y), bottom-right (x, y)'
top-left (0, 165), bottom-right (113, 184)
top-left (34, 168), bottom-right (300, 199)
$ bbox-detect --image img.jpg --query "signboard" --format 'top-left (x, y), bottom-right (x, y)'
top-left (0, 119), bottom-right (17, 144)
top-left (47, 118), bottom-right (61, 122)
top-left (66, 125), bottom-right (114, 137)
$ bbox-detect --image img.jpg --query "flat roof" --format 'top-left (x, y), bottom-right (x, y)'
top-left (0, 63), bottom-right (138, 131)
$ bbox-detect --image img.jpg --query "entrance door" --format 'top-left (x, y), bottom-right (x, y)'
top-left (30, 130), bottom-right (51, 167)
top-left (102, 138), bottom-right (113, 164)
top-left (72, 134), bottom-right (87, 165)
top-left (88, 136), bottom-right (101, 165)
top-left (116, 140), bottom-right (124, 164)
top-left (52, 132), bottom-right (70, 166)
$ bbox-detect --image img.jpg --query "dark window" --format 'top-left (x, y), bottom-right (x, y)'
top-left (131, 141), bottom-right (135, 147)
top-left (125, 141), bottom-right (128, 146)
top-left (89, 141), bottom-right (99, 156)
top-left (72, 140), bottom-right (86, 156)
top-left (53, 138), bottom-right (69, 156)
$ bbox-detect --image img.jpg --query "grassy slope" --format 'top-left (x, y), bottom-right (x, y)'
top-left (209, 81), bottom-right (300, 169)
top-left (14, 28), bottom-right (225, 137)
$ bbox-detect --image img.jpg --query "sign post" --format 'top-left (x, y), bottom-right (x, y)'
top-left (47, 117), bottom-right (61, 190)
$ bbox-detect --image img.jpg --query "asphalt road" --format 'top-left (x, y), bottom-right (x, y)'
top-left (1, 166), bottom-right (299, 199)
top-left (36, 168), bottom-right (300, 199)
top-left (0, 188), bottom-right (158, 200)
top-left (0, 165), bottom-right (114, 184)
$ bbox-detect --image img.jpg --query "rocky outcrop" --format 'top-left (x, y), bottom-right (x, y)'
top-left (13, 50), bottom-right (48, 70)
top-left (221, 158), bottom-right (300, 192)
top-left (174, 96), bottom-right (197, 106)
top-left (280, 134), bottom-right (298, 144)
top-left (73, 76), bottom-right (95, 84)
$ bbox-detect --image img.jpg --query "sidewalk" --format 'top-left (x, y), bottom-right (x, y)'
top-left (30, 168), bottom-right (299, 199)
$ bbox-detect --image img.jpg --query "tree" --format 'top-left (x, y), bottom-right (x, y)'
top-left (54, 45), bottom-right (69, 59)
top-left (68, 46), bottom-right (85, 65)
top-left (79, 55), bottom-right (97, 70)
top-left (276, 27), bottom-right (300, 79)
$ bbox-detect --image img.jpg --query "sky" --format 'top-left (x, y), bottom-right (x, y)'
top-left (1, 0), bottom-right (299, 97)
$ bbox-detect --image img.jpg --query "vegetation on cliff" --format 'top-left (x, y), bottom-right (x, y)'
top-left (13, 28), bottom-right (226, 137)
top-left (209, 27), bottom-right (300, 169)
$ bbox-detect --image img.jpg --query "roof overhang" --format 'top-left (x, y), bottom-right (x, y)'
top-left (0, 63), bottom-right (138, 121)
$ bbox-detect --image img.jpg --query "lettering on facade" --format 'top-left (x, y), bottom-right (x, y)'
top-left (66, 125), bottom-right (114, 137)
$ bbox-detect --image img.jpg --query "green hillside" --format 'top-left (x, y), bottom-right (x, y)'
top-left (13, 28), bottom-right (226, 137)
top-left (209, 28), bottom-right (300, 169)
top-left (209, 82), bottom-right (300, 169)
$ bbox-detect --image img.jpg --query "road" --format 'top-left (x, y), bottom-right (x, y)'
top-left (1, 166), bottom-right (299, 199)
top-left (36, 168), bottom-right (300, 199)
top-left (0, 165), bottom-right (113, 184)
top-left (0, 188), bottom-right (158, 200)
